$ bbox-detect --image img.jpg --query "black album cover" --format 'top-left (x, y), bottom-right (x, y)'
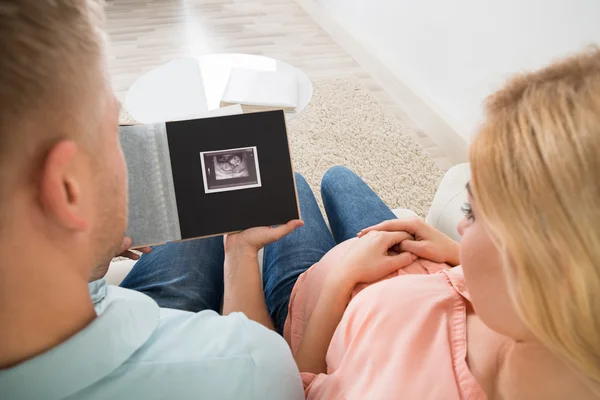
top-left (165, 110), bottom-right (300, 239)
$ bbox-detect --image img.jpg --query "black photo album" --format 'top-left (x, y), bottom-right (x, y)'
top-left (119, 110), bottom-right (300, 247)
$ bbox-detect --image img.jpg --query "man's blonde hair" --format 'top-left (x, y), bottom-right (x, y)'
top-left (470, 48), bottom-right (600, 391)
top-left (0, 0), bottom-right (106, 182)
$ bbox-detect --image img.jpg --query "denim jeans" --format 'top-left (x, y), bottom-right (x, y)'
top-left (120, 166), bottom-right (396, 334)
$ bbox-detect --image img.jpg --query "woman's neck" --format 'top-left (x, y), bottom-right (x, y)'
top-left (495, 340), bottom-right (597, 400)
top-left (466, 311), bottom-right (597, 400)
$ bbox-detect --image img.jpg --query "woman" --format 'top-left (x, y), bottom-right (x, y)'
top-left (263, 49), bottom-right (600, 399)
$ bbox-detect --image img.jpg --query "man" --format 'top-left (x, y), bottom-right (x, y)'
top-left (0, 1), bottom-right (305, 398)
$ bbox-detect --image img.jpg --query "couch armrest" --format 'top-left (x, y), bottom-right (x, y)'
top-left (425, 163), bottom-right (470, 242)
top-left (392, 209), bottom-right (419, 220)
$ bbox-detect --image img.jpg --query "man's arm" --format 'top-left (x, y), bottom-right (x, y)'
top-left (221, 220), bottom-right (304, 330)
top-left (223, 249), bottom-right (274, 330)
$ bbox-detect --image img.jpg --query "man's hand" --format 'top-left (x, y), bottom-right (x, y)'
top-left (89, 237), bottom-right (152, 282)
top-left (117, 238), bottom-right (152, 261)
top-left (222, 219), bottom-right (303, 331)
top-left (223, 219), bottom-right (304, 256)
top-left (332, 231), bottom-right (416, 286)
top-left (358, 217), bottom-right (460, 266)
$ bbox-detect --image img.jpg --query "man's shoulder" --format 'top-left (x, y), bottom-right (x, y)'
top-left (135, 307), bottom-right (286, 365)
top-left (79, 285), bottom-right (304, 399)
top-left (102, 284), bottom-right (292, 367)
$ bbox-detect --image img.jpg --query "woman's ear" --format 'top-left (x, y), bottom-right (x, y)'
top-left (38, 140), bottom-right (89, 231)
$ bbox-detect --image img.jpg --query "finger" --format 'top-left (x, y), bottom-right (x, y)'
top-left (119, 250), bottom-right (141, 260)
top-left (359, 218), bottom-right (420, 236)
top-left (358, 218), bottom-right (421, 237)
top-left (388, 251), bottom-right (417, 267)
top-left (379, 231), bottom-right (414, 248)
top-left (399, 239), bottom-right (429, 255)
top-left (266, 219), bottom-right (304, 242)
top-left (379, 252), bottom-right (416, 275)
top-left (135, 246), bottom-right (152, 254)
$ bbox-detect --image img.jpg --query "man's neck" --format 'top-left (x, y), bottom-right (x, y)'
top-left (0, 258), bottom-right (96, 369)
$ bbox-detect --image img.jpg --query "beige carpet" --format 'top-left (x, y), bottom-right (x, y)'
top-left (120, 77), bottom-right (444, 218)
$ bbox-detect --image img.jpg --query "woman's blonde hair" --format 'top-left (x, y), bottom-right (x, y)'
top-left (470, 48), bottom-right (600, 390)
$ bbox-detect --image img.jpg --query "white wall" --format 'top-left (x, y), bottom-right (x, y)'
top-left (316, 0), bottom-right (600, 139)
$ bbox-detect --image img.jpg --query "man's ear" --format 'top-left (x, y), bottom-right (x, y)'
top-left (39, 140), bottom-right (89, 231)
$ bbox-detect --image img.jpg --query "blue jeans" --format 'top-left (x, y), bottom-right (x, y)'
top-left (120, 166), bottom-right (396, 334)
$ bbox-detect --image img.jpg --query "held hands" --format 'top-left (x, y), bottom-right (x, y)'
top-left (331, 217), bottom-right (461, 289)
top-left (333, 231), bottom-right (417, 286)
top-left (224, 219), bottom-right (304, 257)
top-left (358, 217), bottom-right (460, 266)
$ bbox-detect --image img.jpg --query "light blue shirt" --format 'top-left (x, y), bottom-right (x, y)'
top-left (0, 280), bottom-right (304, 399)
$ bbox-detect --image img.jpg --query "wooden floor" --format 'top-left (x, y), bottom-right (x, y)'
top-left (105, 0), bottom-right (453, 170)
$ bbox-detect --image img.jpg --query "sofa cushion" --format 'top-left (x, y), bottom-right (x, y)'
top-left (425, 163), bottom-right (470, 242)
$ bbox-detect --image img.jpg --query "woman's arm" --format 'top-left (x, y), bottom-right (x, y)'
top-left (293, 272), bottom-right (355, 373)
top-left (294, 231), bottom-right (415, 374)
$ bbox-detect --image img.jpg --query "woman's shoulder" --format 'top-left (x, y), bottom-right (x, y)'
top-left (441, 265), bottom-right (470, 301)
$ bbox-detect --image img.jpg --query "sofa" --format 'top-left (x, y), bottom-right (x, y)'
top-left (105, 163), bottom-right (470, 286)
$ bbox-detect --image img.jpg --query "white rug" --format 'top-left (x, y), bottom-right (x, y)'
top-left (286, 77), bottom-right (443, 217)
top-left (120, 76), bottom-right (444, 218)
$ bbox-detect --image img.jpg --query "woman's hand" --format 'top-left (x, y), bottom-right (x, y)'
top-left (358, 217), bottom-right (460, 266)
top-left (224, 219), bottom-right (304, 256)
top-left (294, 230), bottom-right (415, 374)
top-left (333, 230), bottom-right (416, 286)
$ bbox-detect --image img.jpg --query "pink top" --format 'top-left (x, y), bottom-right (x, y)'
top-left (284, 239), bottom-right (487, 400)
